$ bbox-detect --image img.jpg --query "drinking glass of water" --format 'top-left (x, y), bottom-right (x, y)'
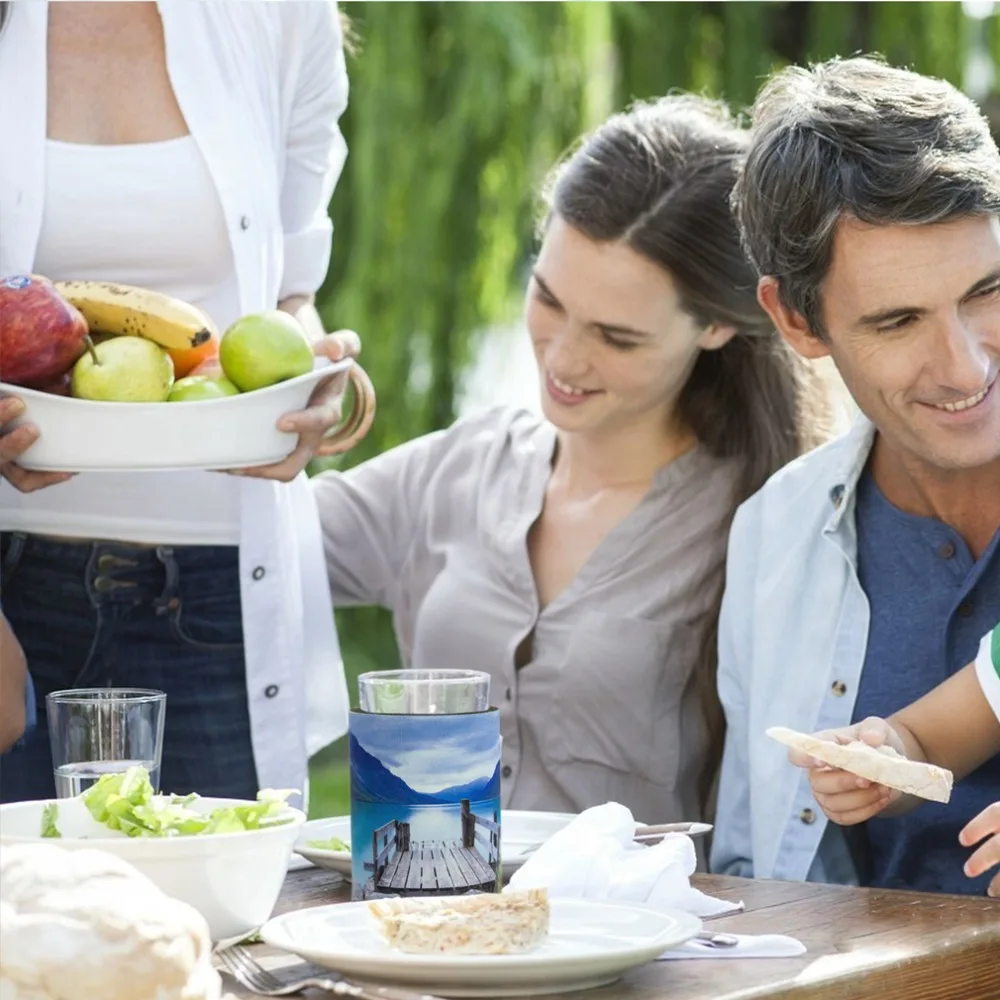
top-left (46, 688), bottom-right (166, 797)
top-left (357, 669), bottom-right (491, 714)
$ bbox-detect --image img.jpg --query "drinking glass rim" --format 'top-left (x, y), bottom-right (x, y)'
top-left (46, 688), bottom-right (166, 705)
top-left (358, 670), bottom-right (489, 687)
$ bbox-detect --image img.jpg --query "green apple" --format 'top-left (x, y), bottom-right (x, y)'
top-left (168, 375), bottom-right (240, 402)
top-left (71, 337), bottom-right (174, 402)
top-left (219, 310), bottom-right (314, 392)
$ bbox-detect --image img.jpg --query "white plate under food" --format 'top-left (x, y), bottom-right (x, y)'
top-left (294, 811), bottom-right (713, 877)
top-left (261, 896), bottom-right (701, 997)
top-left (295, 810), bottom-right (579, 878)
top-left (0, 356), bottom-right (351, 472)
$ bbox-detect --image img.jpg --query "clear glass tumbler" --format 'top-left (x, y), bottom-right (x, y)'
top-left (357, 669), bottom-right (490, 715)
top-left (46, 688), bottom-right (167, 797)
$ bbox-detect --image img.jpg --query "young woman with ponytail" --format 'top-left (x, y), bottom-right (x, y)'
top-left (311, 95), bottom-right (830, 834)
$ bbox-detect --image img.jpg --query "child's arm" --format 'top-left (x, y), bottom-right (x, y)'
top-left (893, 653), bottom-right (1000, 779)
top-left (0, 614), bottom-right (28, 753)
top-left (788, 634), bottom-right (1000, 826)
top-left (958, 630), bottom-right (1000, 896)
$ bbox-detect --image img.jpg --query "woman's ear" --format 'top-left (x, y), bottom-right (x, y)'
top-left (697, 322), bottom-right (738, 352)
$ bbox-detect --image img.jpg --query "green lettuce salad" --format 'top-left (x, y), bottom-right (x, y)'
top-left (41, 803), bottom-right (61, 839)
top-left (306, 836), bottom-right (350, 851)
top-left (40, 766), bottom-right (296, 839)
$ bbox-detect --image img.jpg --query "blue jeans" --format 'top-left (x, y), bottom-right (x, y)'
top-left (0, 533), bottom-right (258, 802)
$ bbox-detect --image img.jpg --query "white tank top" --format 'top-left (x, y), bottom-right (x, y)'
top-left (1, 136), bottom-right (244, 545)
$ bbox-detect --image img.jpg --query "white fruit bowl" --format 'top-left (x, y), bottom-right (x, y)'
top-left (0, 796), bottom-right (306, 941)
top-left (0, 356), bottom-right (351, 472)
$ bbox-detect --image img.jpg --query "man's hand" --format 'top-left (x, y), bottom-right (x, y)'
top-left (234, 330), bottom-right (361, 482)
top-left (0, 396), bottom-right (73, 493)
top-left (786, 717), bottom-right (906, 826)
top-left (960, 802), bottom-right (1000, 897)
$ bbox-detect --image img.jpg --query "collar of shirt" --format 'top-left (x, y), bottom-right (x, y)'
top-left (823, 415), bottom-right (876, 540)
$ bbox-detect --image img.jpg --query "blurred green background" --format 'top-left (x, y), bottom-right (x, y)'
top-left (305, 0), bottom-right (1000, 818)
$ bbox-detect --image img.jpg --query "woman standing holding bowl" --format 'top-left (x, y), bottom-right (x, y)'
top-left (0, 1), bottom-right (366, 803)
top-left (312, 96), bottom-right (831, 831)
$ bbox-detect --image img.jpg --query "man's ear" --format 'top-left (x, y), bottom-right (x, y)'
top-left (757, 277), bottom-right (830, 360)
top-left (696, 322), bottom-right (738, 351)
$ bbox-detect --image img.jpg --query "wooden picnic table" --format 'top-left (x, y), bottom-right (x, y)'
top-left (221, 866), bottom-right (1000, 999)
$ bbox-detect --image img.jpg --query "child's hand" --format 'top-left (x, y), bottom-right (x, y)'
top-left (786, 717), bottom-right (906, 826)
top-left (960, 802), bottom-right (1000, 897)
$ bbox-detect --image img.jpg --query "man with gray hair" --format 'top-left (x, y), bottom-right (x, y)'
top-left (711, 56), bottom-right (1000, 894)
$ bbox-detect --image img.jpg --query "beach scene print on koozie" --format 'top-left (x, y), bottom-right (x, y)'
top-left (348, 710), bottom-right (502, 900)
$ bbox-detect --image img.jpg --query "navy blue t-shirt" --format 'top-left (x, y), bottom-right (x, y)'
top-left (853, 469), bottom-right (1000, 895)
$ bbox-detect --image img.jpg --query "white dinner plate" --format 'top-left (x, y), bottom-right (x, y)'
top-left (294, 811), bottom-right (713, 878)
top-left (294, 810), bottom-right (578, 878)
top-left (261, 896), bottom-right (702, 997)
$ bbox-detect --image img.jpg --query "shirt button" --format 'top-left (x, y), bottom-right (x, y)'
top-left (501, 765), bottom-right (513, 779)
top-left (799, 807), bottom-right (816, 825)
top-left (252, 566), bottom-right (266, 581)
top-left (958, 600), bottom-right (975, 618)
top-left (938, 541), bottom-right (955, 559)
top-left (240, 215), bottom-right (251, 230)
top-left (264, 684), bottom-right (279, 699)
top-left (831, 680), bottom-right (847, 697)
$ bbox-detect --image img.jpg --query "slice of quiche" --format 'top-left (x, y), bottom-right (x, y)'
top-left (368, 888), bottom-right (550, 955)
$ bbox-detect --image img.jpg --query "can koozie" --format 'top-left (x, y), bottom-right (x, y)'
top-left (349, 708), bottom-right (502, 900)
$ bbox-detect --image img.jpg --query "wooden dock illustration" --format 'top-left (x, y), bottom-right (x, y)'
top-left (362, 799), bottom-right (500, 898)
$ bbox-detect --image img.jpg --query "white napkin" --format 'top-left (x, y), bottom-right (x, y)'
top-left (505, 802), bottom-right (742, 918)
top-left (658, 932), bottom-right (806, 961)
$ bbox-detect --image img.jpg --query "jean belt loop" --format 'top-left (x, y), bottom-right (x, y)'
top-left (153, 545), bottom-right (181, 615)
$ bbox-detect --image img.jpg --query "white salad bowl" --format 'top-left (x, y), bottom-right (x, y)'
top-left (0, 356), bottom-right (353, 472)
top-left (0, 796), bottom-right (306, 940)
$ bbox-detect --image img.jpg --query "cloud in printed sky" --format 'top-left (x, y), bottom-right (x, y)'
top-left (353, 714), bottom-right (499, 794)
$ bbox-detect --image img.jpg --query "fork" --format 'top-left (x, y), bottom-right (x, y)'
top-left (692, 931), bottom-right (740, 948)
top-left (216, 945), bottom-right (446, 1000)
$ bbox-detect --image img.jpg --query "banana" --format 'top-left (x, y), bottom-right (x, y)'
top-left (53, 280), bottom-right (217, 352)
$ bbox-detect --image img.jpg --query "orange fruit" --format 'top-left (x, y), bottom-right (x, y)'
top-left (169, 336), bottom-right (219, 379)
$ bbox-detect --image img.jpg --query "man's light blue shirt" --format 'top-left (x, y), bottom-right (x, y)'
top-left (710, 418), bottom-right (877, 884)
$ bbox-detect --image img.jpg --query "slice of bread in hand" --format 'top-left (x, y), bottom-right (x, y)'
top-left (766, 725), bottom-right (953, 803)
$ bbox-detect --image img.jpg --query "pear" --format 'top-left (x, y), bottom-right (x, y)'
top-left (71, 337), bottom-right (174, 402)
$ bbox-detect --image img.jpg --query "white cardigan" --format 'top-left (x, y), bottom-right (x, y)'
top-left (0, 0), bottom-right (351, 798)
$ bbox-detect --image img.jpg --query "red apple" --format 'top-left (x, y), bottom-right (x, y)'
top-left (0, 274), bottom-right (89, 388)
top-left (190, 354), bottom-right (225, 379)
top-left (34, 372), bottom-right (73, 397)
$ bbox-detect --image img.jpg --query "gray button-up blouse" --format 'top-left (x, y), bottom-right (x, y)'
top-left (311, 407), bottom-right (739, 827)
